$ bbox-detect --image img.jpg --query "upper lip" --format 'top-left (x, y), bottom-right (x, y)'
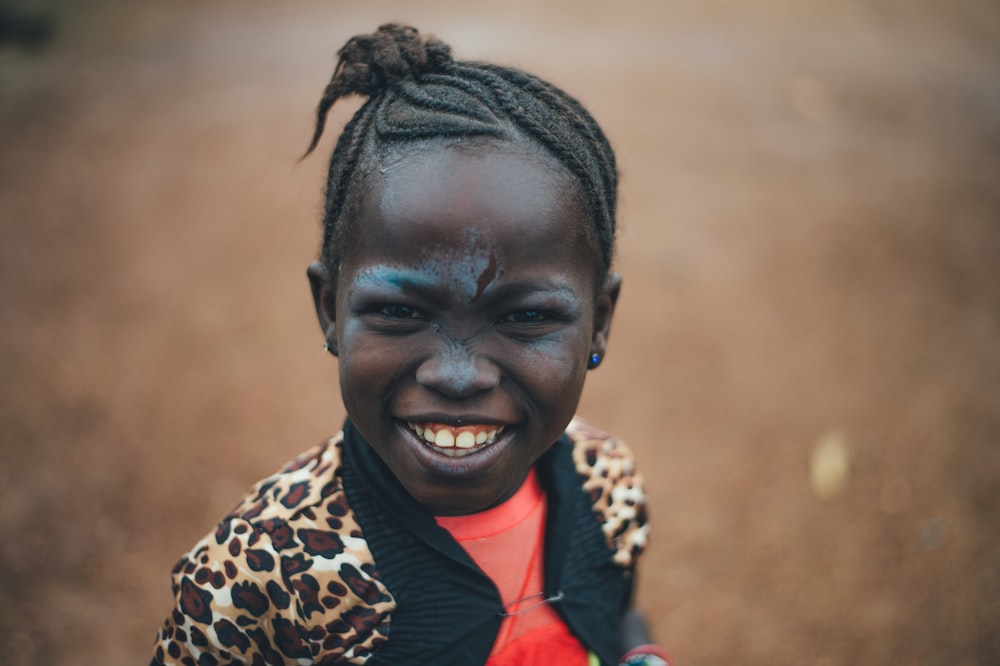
top-left (399, 413), bottom-right (512, 428)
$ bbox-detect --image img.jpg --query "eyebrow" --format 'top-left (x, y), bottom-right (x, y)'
top-left (481, 280), bottom-right (578, 300)
top-left (347, 267), bottom-right (580, 301)
top-left (351, 267), bottom-right (432, 290)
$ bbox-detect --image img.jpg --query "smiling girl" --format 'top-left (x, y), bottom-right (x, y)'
top-left (152, 24), bottom-right (668, 666)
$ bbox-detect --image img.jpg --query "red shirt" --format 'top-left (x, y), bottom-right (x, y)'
top-left (435, 469), bottom-right (591, 665)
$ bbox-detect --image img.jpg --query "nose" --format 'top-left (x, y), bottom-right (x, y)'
top-left (416, 341), bottom-right (500, 399)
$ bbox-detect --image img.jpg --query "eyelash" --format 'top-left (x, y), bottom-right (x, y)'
top-left (500, 310), bottom-right (551, 324)
top-left (368, 304), bottom-right (564, 331)
top-left (378, 304), bottom-right (424, 320)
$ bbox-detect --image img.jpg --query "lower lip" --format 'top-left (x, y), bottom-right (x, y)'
top-left (395, 421), bottom-right (514, 478)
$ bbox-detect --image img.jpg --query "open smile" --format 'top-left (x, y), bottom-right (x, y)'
top-left (405, 422), bottom-right (507, 458)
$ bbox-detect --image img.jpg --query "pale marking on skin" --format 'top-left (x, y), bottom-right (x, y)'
top-left (396, 228), bottom-right (505, 306)
top-left (344, 246), bottom-right (509, 396)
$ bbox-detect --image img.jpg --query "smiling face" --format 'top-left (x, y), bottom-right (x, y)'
top-left (308, 141), bottom-right (619, 515)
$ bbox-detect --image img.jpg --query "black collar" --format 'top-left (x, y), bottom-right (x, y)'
top-left (340, 419), bottom-right (628, 666)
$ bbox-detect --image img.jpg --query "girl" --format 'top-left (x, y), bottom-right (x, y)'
top-left (152, 23), bottom-right (668, 666)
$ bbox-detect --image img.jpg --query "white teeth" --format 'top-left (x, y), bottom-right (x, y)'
top-left (408, 423), bottom-right (505, 454)
top-left (434, 429), bottom-right (455, 448)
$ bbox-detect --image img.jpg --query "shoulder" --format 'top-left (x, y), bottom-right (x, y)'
top-left (152, 432), bottom-right (395, 665)
top-left (564, 417), bottom-right (650, 567)
top-left (228, 433), bottom-right (347, 525)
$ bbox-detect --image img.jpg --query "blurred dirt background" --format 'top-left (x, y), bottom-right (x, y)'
top-left (1, 0), bottom-right (998, 664)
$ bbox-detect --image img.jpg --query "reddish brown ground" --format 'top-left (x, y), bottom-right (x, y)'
top-left (1, 1), bottom-right (998, 664)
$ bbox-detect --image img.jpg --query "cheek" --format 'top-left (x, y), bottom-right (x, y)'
top-left (514, 335), bottom-right (589, 389)
top-left (337, 314), bottom-right (364, 351)
top-left (336, 324), bottom-right (404, 399)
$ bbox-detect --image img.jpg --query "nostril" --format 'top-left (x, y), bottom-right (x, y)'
top-left (416, 347), bottom-right (500, 398)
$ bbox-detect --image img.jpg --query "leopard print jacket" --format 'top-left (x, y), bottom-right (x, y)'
top-left (151, 417), bottom-right (648, 665)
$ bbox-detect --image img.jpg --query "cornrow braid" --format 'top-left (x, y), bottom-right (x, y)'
top-left (305, 23), bottom-right (619, 281)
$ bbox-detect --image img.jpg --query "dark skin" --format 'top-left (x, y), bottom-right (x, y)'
top-left (308, 141), bottom-right (651, 652)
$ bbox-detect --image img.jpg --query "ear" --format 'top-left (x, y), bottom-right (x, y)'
top-left (307, 262), bottom-right (339, 356)
top-left (589, 273), bottom-right (622, 368)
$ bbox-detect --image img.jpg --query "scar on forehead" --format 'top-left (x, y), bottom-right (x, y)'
top-left (473, 253), bottom-right (499, 303)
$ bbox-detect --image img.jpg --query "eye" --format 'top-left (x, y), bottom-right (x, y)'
top-left (379, 304), bottom-right (423, 319)
top-left (501, 310), bottom-right (549, 324)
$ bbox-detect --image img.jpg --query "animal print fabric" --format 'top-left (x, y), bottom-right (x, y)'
top-left (151, 418), bottom-right (648, 665)
top-left (565, 418), bottom-right (649, 569)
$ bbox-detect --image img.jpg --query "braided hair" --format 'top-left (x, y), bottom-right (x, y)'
top-left (305, 23), bottom-right (618, 283)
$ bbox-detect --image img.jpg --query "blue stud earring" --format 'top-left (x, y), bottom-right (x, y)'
top-left (589, 352), bottom-right (601, 368)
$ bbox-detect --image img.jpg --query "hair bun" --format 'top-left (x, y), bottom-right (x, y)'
top-left (339, 23), bottom-right (453, 92)
top-left (305, 24), bottom-right (453, 156)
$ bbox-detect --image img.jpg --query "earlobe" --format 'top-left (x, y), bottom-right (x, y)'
top-left (306, 262), bottom-right (339, 356)
top-left (589, 273), bottom-right (621, 369)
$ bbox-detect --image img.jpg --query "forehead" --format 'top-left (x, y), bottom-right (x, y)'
top-left (372, 142), bottom-right (581, 231)
top-left (342, 143), bottom-right (595, 283)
